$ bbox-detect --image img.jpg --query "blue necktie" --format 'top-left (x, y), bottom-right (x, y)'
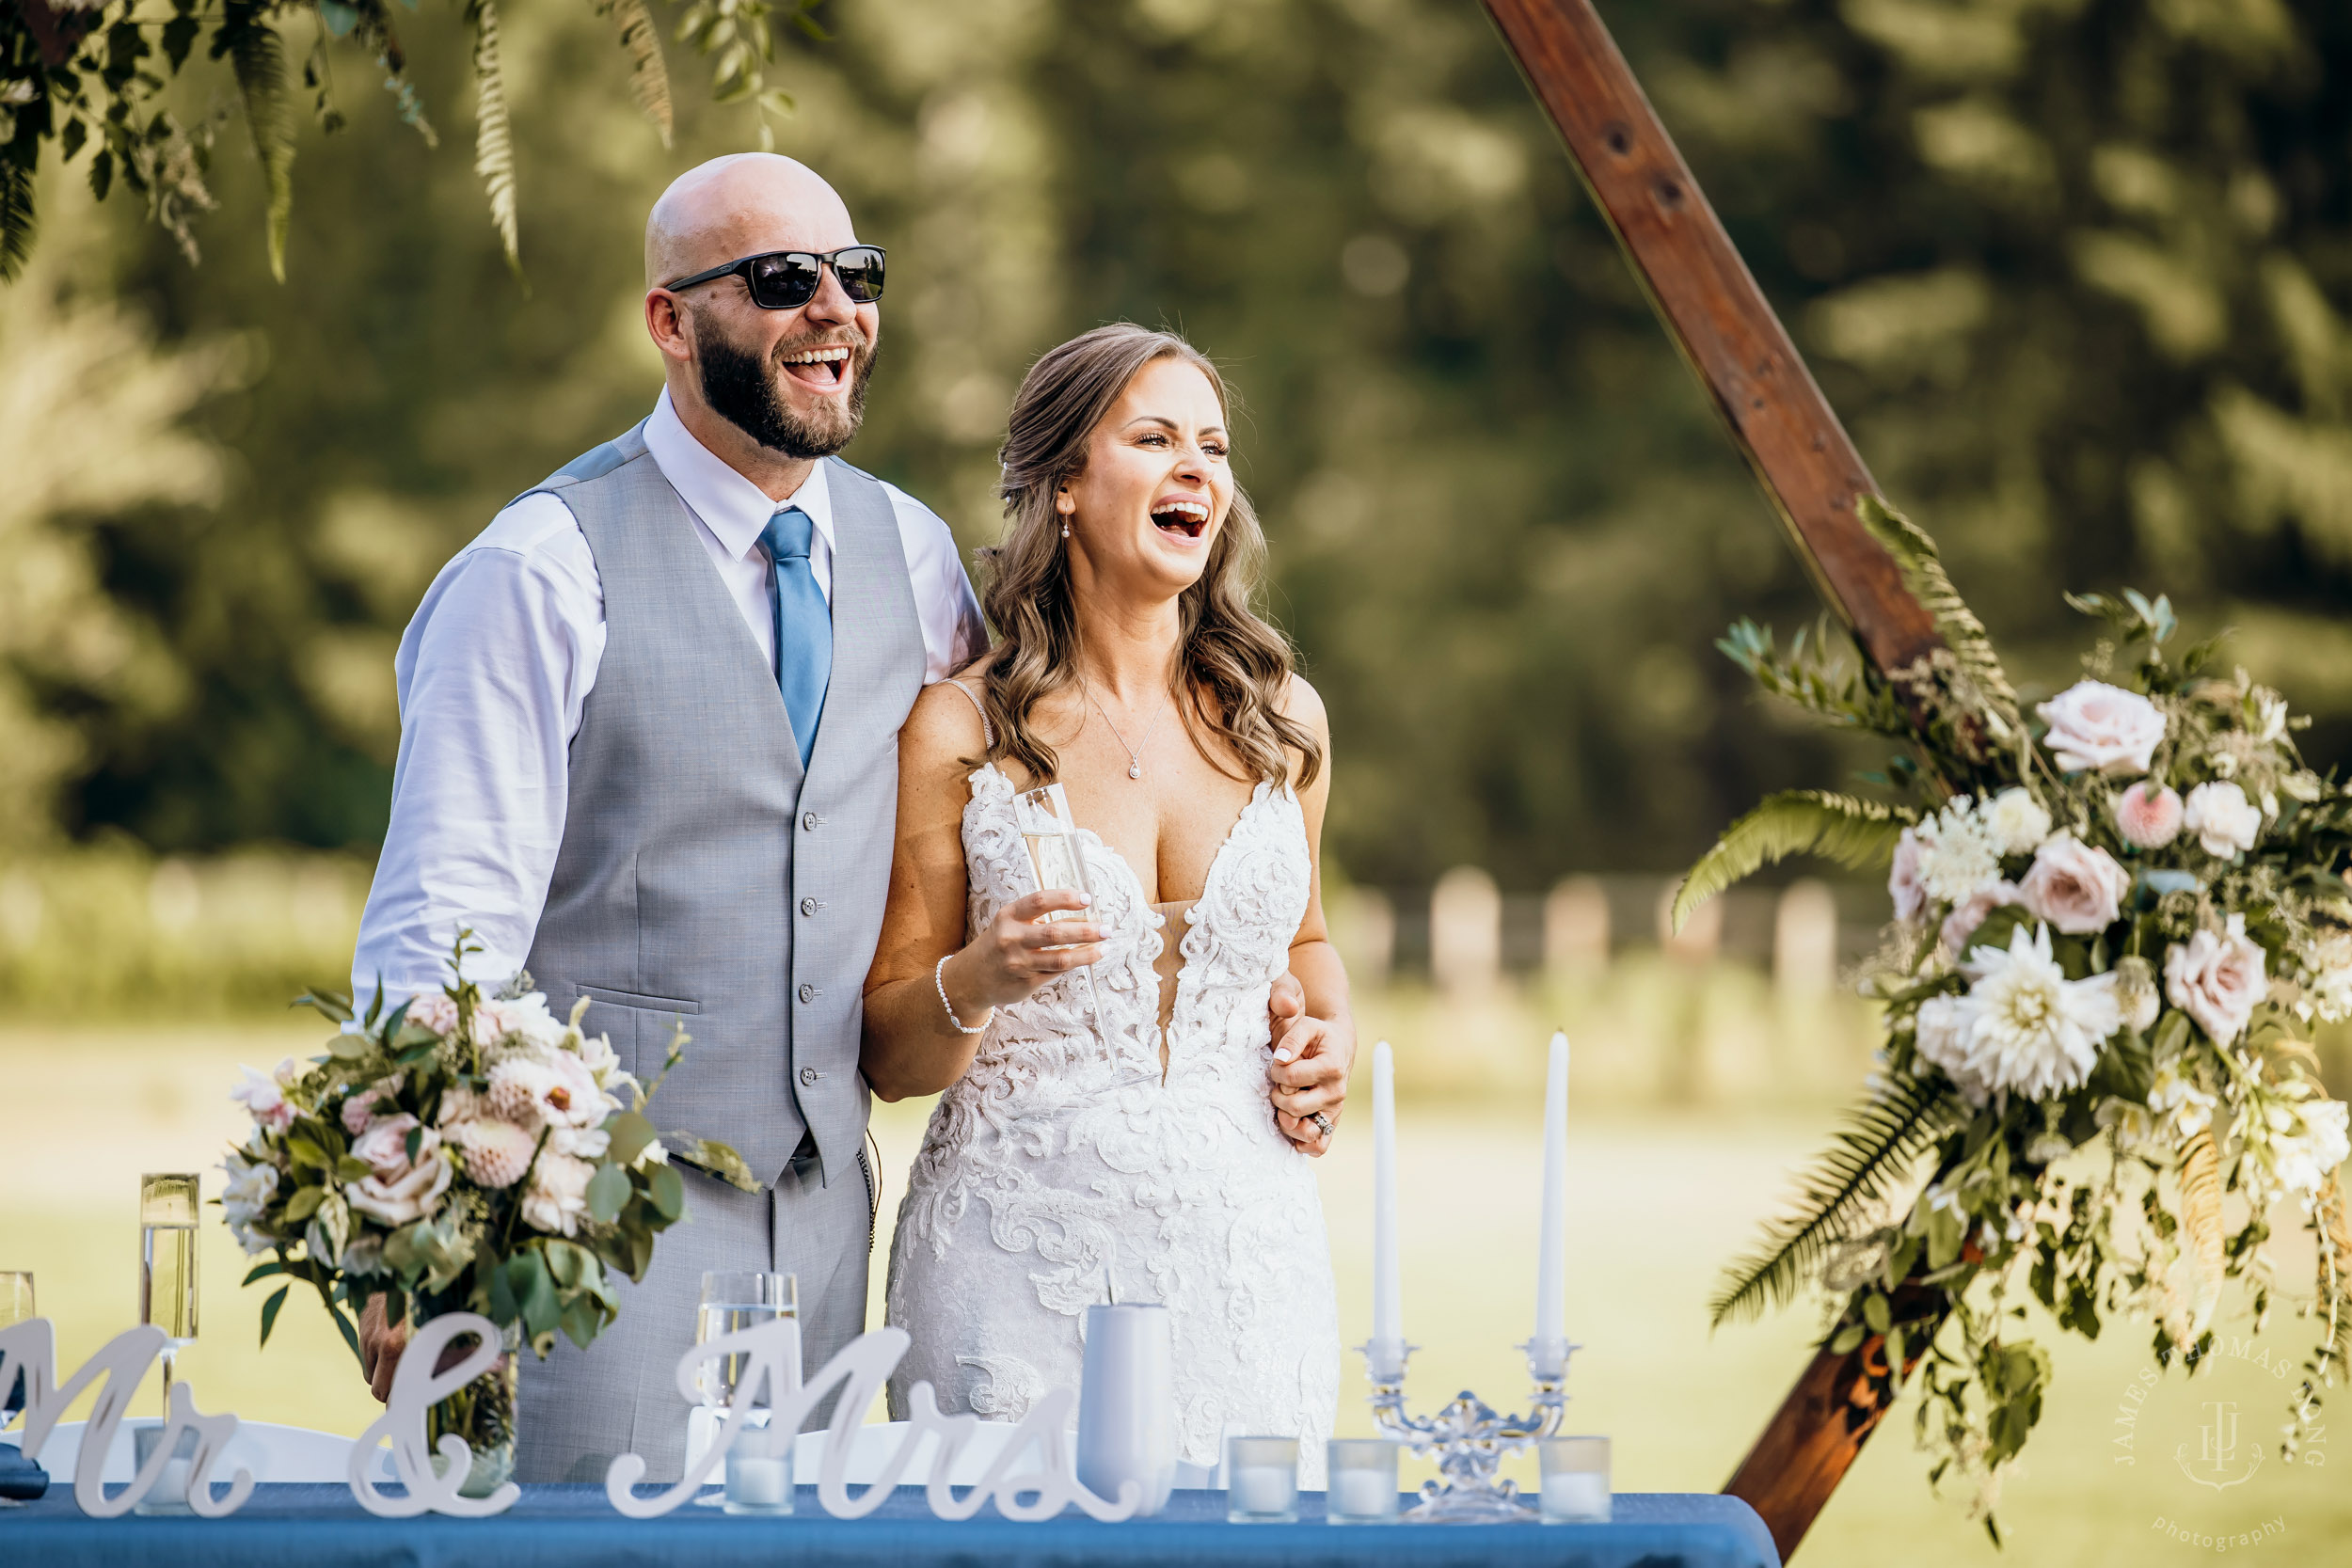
top-left (760, 505), bottom-right (831, 768)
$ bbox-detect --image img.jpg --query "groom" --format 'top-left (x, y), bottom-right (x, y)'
top-left (348, 153), bottom-right (988, 1481)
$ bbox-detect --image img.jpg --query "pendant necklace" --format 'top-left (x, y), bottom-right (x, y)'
top-left (1084, 679), bottom-right (1171, 781)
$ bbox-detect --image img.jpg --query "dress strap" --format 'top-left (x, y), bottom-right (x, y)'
top-left (943, 677), bottom-right (994, 748)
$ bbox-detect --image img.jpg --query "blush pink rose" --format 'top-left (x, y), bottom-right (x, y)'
top-left (2111, 782), bottom-right (2184, 849)
top-left (2018, 834), bottom-right (2133, 934)
top-left (2164, 915), bottom-right (2267, 1044)
top-left (344, 1114), bottom-right (453, 1226)
top-left (406, 991), bottom-right (459, 1037)
top-left (2036, 681), bottom-right (2166, 775)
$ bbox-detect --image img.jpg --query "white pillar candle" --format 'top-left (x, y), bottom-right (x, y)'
top-left (1370, 1040), bottom-right (1404, 1373)
top-left (1534, 1032), bottom-right (1569, 1349)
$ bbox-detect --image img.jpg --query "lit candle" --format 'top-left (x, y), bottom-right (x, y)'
top-left (1370, 1041), bottom-right (1404, 1377)
top-left (1534, 1032), bottom-right (1568, 1354)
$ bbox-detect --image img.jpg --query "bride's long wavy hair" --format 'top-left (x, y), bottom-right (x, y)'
top-left (974, 323), bottom-right (1322, 791)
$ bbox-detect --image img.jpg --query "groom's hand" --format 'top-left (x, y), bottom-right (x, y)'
top-left (359, 1293), bottom-right (407, 1402)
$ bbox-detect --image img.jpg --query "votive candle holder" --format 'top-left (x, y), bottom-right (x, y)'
top-left (1225, 1435), bottom-right (1299, 1523)
top-left (723, 1412), bottom-right (794, 1516)
top-left (1536, 1434), bottom-right (1610, 1524)
top-left (1324, 1437), bottom-right (1400, 1524)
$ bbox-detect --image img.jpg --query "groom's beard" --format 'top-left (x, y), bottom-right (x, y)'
top-left (692, 313), bottom-right (876, 459)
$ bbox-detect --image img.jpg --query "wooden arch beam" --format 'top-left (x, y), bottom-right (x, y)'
top-left (1479, 0), bottom-right (1947, 1559)
top-left (1483, 0), bottom-right (1939, 679)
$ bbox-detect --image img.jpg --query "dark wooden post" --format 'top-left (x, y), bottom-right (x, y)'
top-left (1477, 0), bottom-right (1946, 1558)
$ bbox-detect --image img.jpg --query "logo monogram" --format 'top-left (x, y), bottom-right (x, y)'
top-left (2176, 1399), bottom-right (2265, 1491)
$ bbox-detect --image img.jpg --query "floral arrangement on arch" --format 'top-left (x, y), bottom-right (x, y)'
top-left (219, 934), bottom-right (756, 1365)
top-left (1677, 499), bottom-right (2352, 1533)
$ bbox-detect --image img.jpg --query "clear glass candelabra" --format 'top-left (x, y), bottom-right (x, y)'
top-left (1358, 1336), bottom-right (1576, 1523)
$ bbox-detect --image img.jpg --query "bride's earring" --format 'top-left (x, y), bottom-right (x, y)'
top-left (1061, 523), bottom-right (1071, 539)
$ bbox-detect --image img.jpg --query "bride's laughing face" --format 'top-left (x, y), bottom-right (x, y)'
top-left (1058, 357), bottom-right (1232, 600)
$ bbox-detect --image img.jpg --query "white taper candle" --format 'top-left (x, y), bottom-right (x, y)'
top-left (1370, 1040), bottom-right (1404, 1372)
top-left (1534, 1031), bottom-right (1569, 1347)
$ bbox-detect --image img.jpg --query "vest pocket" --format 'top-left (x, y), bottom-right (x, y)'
top-left (574, 983), bottom-right (702, 1015)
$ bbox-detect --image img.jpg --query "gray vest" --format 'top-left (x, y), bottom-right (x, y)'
top-left (519, 422), bottom-right (925, 1187)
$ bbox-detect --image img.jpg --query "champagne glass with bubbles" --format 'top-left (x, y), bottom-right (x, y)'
top-left (139, 1175), bottom-right (199, 1417)
top-left (1011, 783), bottom-right (1105, 1037)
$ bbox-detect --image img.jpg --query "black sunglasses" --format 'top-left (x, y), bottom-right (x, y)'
top-left (661, 245), bottom-right (887, 310)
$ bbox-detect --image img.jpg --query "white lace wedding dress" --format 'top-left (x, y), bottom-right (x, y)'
top-left (883, 758), bottom-right (1340, 1480)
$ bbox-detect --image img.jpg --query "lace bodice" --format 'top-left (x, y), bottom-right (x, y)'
top-left (883, 762), bottom-right (1341, 1478)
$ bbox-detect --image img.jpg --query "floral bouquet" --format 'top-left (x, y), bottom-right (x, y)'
top-left (1678, 500), bottom-right (2352, 1531)
top-left (219, 933), bottom-right (755, 1490)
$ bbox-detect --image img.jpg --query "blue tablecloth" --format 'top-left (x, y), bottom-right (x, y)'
top-left (5, 1483), bottom-right (1779, 1566)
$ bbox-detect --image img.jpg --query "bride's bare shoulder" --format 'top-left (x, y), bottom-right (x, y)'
top-left (1277, 673), bottom-right (1329, 736)
top-left (902, 674), bottom-right (991, 772)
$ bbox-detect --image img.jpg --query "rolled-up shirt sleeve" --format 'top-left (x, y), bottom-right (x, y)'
top-left (884, 481), bottom-right (990, 679)
top-left (351, 493), bottom-right (604, 1007)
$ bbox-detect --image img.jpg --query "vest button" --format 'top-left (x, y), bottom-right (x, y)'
top-left (800, 1067), bottom-right (820, 1086)
top-left (802, 812), bottom-right (821, 832)
top-left (800, 897), bottom-right (818, 917)
top-left (798, 983), bottom-right (817, 1004)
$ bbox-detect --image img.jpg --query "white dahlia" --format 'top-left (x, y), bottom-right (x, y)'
top-left (1945, 924), bottom-right (2123, 1101)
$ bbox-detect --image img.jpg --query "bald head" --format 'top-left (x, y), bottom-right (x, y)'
top-left (644, 154), bottom-right (857, 290)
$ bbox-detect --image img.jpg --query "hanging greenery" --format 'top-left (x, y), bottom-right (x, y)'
top-left (0, 0), bottom-right (826, 281)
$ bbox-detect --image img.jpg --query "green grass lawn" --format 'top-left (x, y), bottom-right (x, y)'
top-left (5, 1013), bottom-right (2347, 1563)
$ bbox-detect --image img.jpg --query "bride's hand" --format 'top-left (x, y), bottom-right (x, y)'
top-left (1269, 1004), bottom-right (1351, 1157)
top-left (939, 889), bottom-right (1108, 1019)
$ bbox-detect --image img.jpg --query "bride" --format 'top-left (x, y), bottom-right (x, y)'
top-left (860, 323), bottom-right (1353, 1478)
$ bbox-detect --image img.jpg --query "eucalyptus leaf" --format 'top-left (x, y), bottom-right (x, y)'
top-left (648, 1162), bottom-right (685, 1222)
top-left (605, 1110), bottom-right (656, 1168)
top-left (586, 1161), bottom-right (630, 1225)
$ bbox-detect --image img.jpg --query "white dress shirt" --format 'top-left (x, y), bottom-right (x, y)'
top-left (351, 389), bottom-right (987, 1003)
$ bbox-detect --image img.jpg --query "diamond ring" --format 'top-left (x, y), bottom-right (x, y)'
top-left (1310, 1111), bottom-right (1333, 1138)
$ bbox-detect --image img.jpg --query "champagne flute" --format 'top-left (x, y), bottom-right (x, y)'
top-left (138, 1174), bottom-right (199, 1418)
top-left (1012, 783), bottom-right (1106, 1037)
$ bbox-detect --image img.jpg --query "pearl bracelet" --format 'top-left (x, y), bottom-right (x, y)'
top-left (934, 953), bottom-right (989, 1036)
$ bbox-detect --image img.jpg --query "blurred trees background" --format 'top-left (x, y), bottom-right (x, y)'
top-left (6, 0), bottom-right (2350, 896)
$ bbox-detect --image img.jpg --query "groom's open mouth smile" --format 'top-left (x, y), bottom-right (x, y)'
top-left (1151, 496), bottom-right (1211, 540)
top-left (778, 343), bottom-right (854, 392)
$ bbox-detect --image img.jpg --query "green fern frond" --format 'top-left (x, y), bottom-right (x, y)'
top-left (1710, 1077), bottom-right (1956, 1328)
top-left (0, 155), bottom-right (35, 283)
top-left (600, 0), bottom-right (674, 148)
top-left (1858, 495), bottom-right (2018, 726)
top-left (226, 5), bottom-right (297, 281)
top-left (468, 0), bottom-right (520, 277)
top-left (1672, 789), bottom-right (1912, 933)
